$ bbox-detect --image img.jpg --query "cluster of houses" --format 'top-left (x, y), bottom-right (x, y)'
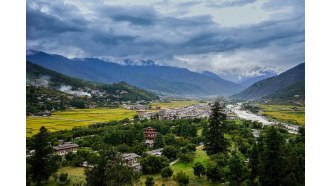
top-left (28, 127), bottom-right (163, 172)
top-left (136, 103), bottom-right (212, 120)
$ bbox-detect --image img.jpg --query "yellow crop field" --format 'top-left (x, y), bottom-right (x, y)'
top-left (257, 104), bottom-right (305, 125)
top-left (26, 108), bottom-right (136, 137)
top-left (151, 100), bottom-right (199, 109)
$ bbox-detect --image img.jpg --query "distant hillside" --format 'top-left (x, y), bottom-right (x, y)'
top-left (26, 50), bottom-right (243, 96)
top-left (231, 63), bottom-right (305, 100)
top-left (238, 71), bottom-right (277, 88)
top-left (26, 62), bottom-right (158, 115)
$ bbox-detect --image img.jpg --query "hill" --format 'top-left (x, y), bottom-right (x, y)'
top-left (26, 62), bottom-right (158, 115)
top-left (26, 50), bottom-right (243, 96)
top-left (231, 63), bottom-right (305, 100)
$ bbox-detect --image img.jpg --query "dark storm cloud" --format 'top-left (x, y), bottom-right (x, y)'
top-left (26, 0), bottom-right (304, 78)
top-left (96, 5), bottom-right (157, 25)
top-left (26, 3), bottom-right (86, 39)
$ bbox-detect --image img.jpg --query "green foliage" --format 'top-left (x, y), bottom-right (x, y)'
top-left (140, 155), bottom-right (170, 174)
top-left (206, 162), bottom-right (224, 183)
top-left (29, 126), bottom-right (58, 185)
top-left (58, 172), bottom-right (70, 185)
top-left (178, 153), bottom-right (194, 164)
top-left (161, 166), bottom-right (173, 180)
top-left (174, 121), bottom-right (197, 138)
top-left (259, 127), bottom-right (286, 186)
top-left (154, 134), bottom-right (165, 149)
top-left (162, 145), bottom-right (178, 161)
top-left (193, 162), bottom-right (205, 178)
top-left (145, 177), bottom-right (155, 186)
top-left (85, 145), bottom-right (139, 186)
top-left (228, 153), bottom-right (249, 186)
top-left (204, 100), bottom-right (229, 155)
top-left (174, 171), bottom-right (190, 186)
top-left (164, 134), bottom-right (176, 146)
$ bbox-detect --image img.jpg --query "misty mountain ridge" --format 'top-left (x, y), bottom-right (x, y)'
top-left (231, 63), bottom-right (305, 100)
top-left (27, 50), bottom-right (247, 96)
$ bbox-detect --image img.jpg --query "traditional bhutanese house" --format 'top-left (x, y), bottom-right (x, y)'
top-left (144, 127), bottom-right (158, 147)
top-left (121, 153), bottom-right (142, 171)
top-left (53, 142), bottom-right (79, 156)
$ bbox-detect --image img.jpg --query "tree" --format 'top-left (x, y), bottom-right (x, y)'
top-left (29, 126), bottom-right (58, 185)
top-left (228, 153), bottom-right (249, 186)
top-left (132, 141), bottom-right (145, 155)
top-left (154, 134), bottom-right (165, 149)
top-left (140, 155), bottom-right (169, 174)
top-left (206, 162), bottom-right (223, 183)
top-left (193, 162), bottom-right (205, 178)
top-left (249, 142), bottom-right (259, 182)
top-left (85, 145), bottom-right (139, 186)
top-left (58, 172), bottom-right (70, 185)
top-left (174, 171), bottom-right (189, 186)
top-left (203, 100), bottom-right (229, 155)
top-left (162, 145), bottom-right (178, 161)
top-left (178, 153), bottom-right (193, 164)
top-left (145, 177), bottom-right (155, 186)
top-left (259, 127), bottom-right (286, 186)
top-left (164, 134), bottom-right (176, 146)
top-left (161, 166), bottom-right (173, 180)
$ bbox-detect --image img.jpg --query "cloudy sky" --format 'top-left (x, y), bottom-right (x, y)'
top-left (27, 0), bottom-right (304, 82)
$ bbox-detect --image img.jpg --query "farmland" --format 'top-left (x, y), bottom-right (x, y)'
top-left (151, 100), bottom-right (200, 109)
top-left (257, 104), bottom-right (305, 125)
top-left (26, 108), bottom-right (136, 137)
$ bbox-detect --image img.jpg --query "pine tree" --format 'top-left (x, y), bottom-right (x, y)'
top-left (204, 100), bottom-right (229, 155)
top-left (29, 126), bottom-right (55, 185)
top-left (259, 127), bottom-right (286, 186)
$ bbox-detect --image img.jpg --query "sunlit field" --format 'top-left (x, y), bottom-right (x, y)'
top-left (26, 108), bottom-right (136, 137)
top-left (257, 104), bottom-right (305, 125)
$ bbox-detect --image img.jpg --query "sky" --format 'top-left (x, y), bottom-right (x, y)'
top-left (26, 0), bottom-right (305, 82)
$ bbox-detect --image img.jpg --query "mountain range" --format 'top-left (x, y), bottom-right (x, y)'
top-left (26, 50), bottom-right (257, 97)
top-left (26, 62), bottom-right (158, 114)
top-left (232, 63), bottom-right (305, 100)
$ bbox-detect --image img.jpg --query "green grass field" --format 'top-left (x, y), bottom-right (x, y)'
top-left (151, 100), bottom-right (199, 109)
top-left (26, 108), bottom-right (136, 137)
top-left (140, 146), bottom-right (224, 186)
top-left (257, 104), bottom-right (305, 125)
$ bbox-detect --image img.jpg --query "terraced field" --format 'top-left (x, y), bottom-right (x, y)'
top-left (257, 104), bottom-right (305, 125)
top-left (26, 108), bottom-right (136, 137)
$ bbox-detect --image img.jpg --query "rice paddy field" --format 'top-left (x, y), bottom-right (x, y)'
top-left (26, 108), bottom-right (136, 137)
top-left (257, 104), bottom-right (305, 125)
top-left (151, 100), bottom-right (200, 109)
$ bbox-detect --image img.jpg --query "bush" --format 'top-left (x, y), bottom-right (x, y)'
top-left (58, 172), bottom-right (70, 185)
top-left (162, 146), bottom-right (178, 161)
top-left (141, 155), bottom-right (169, 174)
top-left (161, 166), bottom-right (173, 180)
top-left (174, 171), bottom-right (189, 186)
top-left (178, 153), bottom-right (194, 164)
top-left (145, 177), bottom-right (154, 186)
top-left (193, 162), bottom-right (205, 177)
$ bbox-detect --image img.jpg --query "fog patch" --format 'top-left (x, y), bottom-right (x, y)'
top-left (58, 85), bottom-right (91, 97)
